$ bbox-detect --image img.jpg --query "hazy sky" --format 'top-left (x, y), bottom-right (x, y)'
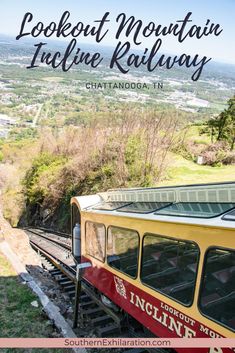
top-left (0, 0), bottom-right (234, 64)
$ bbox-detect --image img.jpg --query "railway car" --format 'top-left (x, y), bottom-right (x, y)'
top-left (71, 182), bottom-right (235, 353)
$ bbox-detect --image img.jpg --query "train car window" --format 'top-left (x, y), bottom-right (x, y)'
top-left (107, 226), bottom-right (139, 278)
top-left (141, 234), bottom-right (199, 305)
top-left (85, 222), bottom-right (105, 262)
top-left (118, 202), bottom-right (172, 214)
top-left (199, 248), bottom-right (235, 331)
top-left (222, 209), bottom-right (235, 221)
top-left (92, 202), bottom-right (132, 211)
top-left (155, 202), bottom-right (235, 218)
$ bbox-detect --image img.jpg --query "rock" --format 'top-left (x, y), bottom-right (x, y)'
top-left (67, 306), bottom-right (73, 313)
top-left (62, 293), bottom-right (69, 301)
top-left (57, 303), bottom-right (67, 315)
top-left (50, 331), bottom-right (61, 338)
top-left (48, 289), bottom-right (57, 299)
top-left (31, 300), bottom-right (39, 308)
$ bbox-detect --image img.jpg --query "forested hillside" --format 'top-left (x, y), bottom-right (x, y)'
top-left (1, 97), bottom-right (235, 231)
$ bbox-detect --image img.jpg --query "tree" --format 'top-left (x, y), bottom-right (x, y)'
top-left (204, 96), bottom-right (235, 150)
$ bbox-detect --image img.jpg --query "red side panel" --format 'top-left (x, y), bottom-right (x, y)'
top-left (83, 257), bottom-right (233, 353)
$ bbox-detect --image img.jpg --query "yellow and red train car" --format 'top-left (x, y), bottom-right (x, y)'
top-left (71, 182), bottom-right (235, 353)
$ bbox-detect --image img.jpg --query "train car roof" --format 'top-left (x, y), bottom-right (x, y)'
top-left (71, 181), bottom-right (235, 229)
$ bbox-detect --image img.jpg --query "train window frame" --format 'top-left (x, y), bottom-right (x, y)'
top-left (71, 203), bottom-right (81, 230)
top-left (198, 246), bottom-right (235, 333)
top-left (140, 232), bottom-right (200, 308)
top-left (107, 225), bottom-right (140, 280)
top-left (154, 202), bottom-right (235, 219)
top-left (92, 202), bottom-right (133, 211)
top-left (85, 221), bottom-right (106, 263)
top-left (117, 202), bottom-right (173, 214)
top-left (222, 209), bottom-right (235, 221)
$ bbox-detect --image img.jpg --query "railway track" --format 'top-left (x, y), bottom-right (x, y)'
top-left (26, 227), bottom-right (169, 353)
top-left (26, 228), bottom-right (123, 334)
top-left (26, 227), bottom-right (71, 249)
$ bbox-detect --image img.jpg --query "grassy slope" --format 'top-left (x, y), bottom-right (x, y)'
top-left (159, 153), bottom-right (235, 186)
top-left (0, 252), bottom-right (67, 353)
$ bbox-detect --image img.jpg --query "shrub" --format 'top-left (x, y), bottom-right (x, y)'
top-left (200, 142), bottom-right (232, 166)
top-left (23, 152), bottom-right (68, 205)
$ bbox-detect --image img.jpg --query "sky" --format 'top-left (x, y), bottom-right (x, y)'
top-left (0, 0), bottom-right (234, 64)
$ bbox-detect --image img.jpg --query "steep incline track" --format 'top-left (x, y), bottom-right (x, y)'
top-left (25, 227), bottom-right (168, 353)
